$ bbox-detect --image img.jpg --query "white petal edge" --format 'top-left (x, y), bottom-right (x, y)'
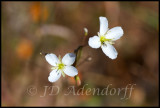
top-left (105, 27), bottom-right (124, 41)
top-left (99, 17), bottom-right (108, 35)
top-left (45, 53), bottom-right (59, 66)
top-left (88, 36), bottom-right (101, 49)
top-left (48, 69), bottom-right (61, 82)
top-left (62, 53), bottom-right (76, 66)
top-left (101, 44), bottom-right (118, 59)
top-left (63, 66), bottom-right (78, 77)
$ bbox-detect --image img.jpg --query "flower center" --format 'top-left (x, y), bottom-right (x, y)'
top-left (57, 63), bottom-right (65, 70)
top-left (100, 36), bottom-right (112, 44)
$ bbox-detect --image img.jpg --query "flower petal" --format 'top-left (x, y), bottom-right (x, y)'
top-left (105, 27), bottom-right (124, 41)
top-left (88, 36), bottom-right (101, 49)
top-left (48, 69), bottom-right (61, 82)
top-left (62, 53), bottom-right (76, 66)
top-left (101, 44), bottom-right (118, 59)
top-left (63, 66), bottom-right (78, 77)
top-left (45, 53), bottom-right (59, 66)
top-left (99, 17), bottom-right (108, 35)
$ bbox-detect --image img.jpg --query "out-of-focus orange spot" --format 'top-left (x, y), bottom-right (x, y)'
top-left (30, 2), bottom-right (41, 23)
top-left (130, 87), bottom-right (145, 105)
top-left (42, 7), bottom-right (49, 22)
top-left (30, 2), bottom-right (49, 23)
top-left (16, 39), bottom-right (33, 60)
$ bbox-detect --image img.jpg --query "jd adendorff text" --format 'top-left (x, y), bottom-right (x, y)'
top-left (27, 84), bottom-right (136, 100)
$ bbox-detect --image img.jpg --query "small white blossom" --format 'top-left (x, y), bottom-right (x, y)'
top-left (88, 16), bottom-right (124, 59)
top-left (45, 53), bottom-right (78, 82)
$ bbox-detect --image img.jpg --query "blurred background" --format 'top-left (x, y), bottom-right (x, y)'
top-left (1, 1), bottom-right (159, 106)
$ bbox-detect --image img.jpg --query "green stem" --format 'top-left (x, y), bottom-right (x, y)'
top-left (73, 28), bottom-right (89, 86)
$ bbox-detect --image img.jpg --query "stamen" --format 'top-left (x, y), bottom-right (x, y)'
top-left (99, 34), bottom-right (114, 45)
top-left (61, 70), bottom-right (65, 77)
top-left (51, 67), bottom-right (57, 70)
top-left (57, 63), bottom-right (65, 70)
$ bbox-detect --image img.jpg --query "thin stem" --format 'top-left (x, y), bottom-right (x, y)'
top-left (72, 28), bottom-right (89, 86)
top-left (76, 55), bottom-right (91, 67)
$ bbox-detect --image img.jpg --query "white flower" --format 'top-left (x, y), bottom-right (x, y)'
top-left (45, 53), bottom-right (78, 82)
top-left (88, 16), bottom-right (124, 59)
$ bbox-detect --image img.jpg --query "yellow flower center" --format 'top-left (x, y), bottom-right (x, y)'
top-left (100, 36), bottom-right (112, 44)
top-left (57, 63), bottom-right (65, 70)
